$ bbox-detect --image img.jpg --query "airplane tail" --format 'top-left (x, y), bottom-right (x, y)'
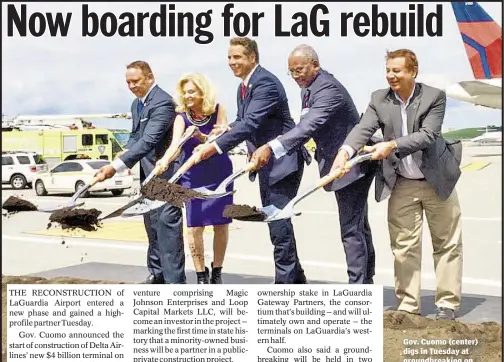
top-left (451, 2), bottom-right (502, 80)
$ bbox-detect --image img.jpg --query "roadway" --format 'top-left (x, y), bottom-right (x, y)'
top-left (2, 143), bottom-right (501, 323)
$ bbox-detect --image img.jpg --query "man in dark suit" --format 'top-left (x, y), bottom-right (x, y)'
top-left (333, 49), bottom-right (463, 320)
top-left (95, 61), bottom-right (185, 284)
top-left (251, 45), bottom-right (377, 284)
top-left (194, 37), bottom-right (310, 284)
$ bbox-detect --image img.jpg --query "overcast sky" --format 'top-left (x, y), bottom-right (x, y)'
top-left (2, 2), bottom-right (502, 131)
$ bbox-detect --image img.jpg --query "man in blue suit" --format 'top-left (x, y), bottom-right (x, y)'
top-left (95, 61), bottom-right (185, 284)
top-left (194, 37), bottom-right (311, 284)
top-left (252, 45), bottom-right (377, 284)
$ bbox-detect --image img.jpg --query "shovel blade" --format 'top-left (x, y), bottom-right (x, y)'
top-left (192, 187), bottom-right (235, 199)
top-left (264, 206), bottom-right (294, 222)
top-left (121, 198), bottom-right (167, 217)
top-left (100, 197), bottom-right (146, 220)
top-left (38, 202), bottom-right (85, 213)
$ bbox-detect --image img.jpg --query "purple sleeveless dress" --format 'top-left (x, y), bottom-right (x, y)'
top-left (179, 104), bottom-right (233, 227)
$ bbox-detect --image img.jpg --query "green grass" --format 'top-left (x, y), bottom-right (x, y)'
top-left (443, 128), bottom-right (486, 140)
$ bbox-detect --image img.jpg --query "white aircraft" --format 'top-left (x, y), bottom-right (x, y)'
top-left (469, 126), bottom-right (502, 145)
top-left (446, 2), bottom-right (502, 110)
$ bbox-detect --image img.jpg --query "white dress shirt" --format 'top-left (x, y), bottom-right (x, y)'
top-left (393, 86), bottom-right (424, 179)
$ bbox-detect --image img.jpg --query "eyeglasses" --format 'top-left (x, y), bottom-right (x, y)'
top-left (287, 67), bottom-right (306, 77)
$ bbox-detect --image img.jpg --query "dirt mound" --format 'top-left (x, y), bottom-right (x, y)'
top-left (383, 311), bottom-right (502, 361)
top-left (2, 196), bottom-right (37, 216)
top-left (223, 204), bottom-right (267, 221)
top-left (48, 208), bottom-right (102, 231)
top-left (1, 276), bottom-right (501, 362)
top-left (141, 178), bottom-right (206, 208)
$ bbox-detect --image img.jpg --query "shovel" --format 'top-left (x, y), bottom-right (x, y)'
top-left (246, 152), bottom-right (374, 223)
top-left (192, 161), bottom-right (256, 198)
top-left (100, 130), bottom-right (230, 220)
top-left (37, 176), bottom-right (100, 213)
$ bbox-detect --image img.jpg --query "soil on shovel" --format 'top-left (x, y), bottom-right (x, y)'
top-left (2, 196), bottom-right (37, 215)
top-left (141, 178), bottom-right (205, 208)
top-left (48, 208), bottom-right (102, 232)
top-left (223, 204), bottom-right (267, 221)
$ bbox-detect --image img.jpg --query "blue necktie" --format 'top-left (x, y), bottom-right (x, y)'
top-left (137, 100), bottom-right (144, 115)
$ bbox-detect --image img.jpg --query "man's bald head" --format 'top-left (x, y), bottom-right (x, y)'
top-left (288, 44), bottom-right (320, 88)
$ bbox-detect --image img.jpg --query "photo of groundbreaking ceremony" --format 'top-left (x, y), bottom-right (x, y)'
top-left (2, 2), bottom-right (502, 361)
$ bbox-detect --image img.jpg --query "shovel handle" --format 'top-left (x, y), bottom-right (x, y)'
top-left (180, 154), bottom-right (198, 173)
top-left (153, 165), bottom-right (164, 175)
top-left (169, 153), bottom-right (198, 183)
top-left (243, 161), bottom-right (257, 172)
top-left (317, 168), bottom-right (344, 188)
top-left (317, 152), bottom-right (374, 188)
top-left (90, 175), bottom-right (102, 186)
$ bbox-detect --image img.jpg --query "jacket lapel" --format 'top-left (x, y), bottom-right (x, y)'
top-left (132, 99), bottom-right (141, 132)
top-left (132, 85), bottom-right (159, 132)
top-left (243, 65), bottom-right (261, 106)
top-left (387, 92), bottom-right (403, 138)
top-left (141, 85), bottom-right (158, 119)
top-left (406, 85), bottom-right (422, 134)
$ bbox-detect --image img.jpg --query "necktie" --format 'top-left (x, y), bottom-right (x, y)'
top-left (241, 83), bottom-right (246, 100)
top-left (303, 89), bottom-right (311, 108)
top-left (137, 100), bottom-right (144, 115)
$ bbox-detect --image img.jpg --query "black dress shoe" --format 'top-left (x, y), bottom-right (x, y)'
top-left (140, 275), bottom-right (164, 284)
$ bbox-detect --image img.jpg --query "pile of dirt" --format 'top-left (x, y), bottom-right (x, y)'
top-left (2, 196), bottom-right (37, 216)
top-left (383, 311), bottom-right (502, 362)
top-left (141, 178), bottom-right (206, 208)
top-left (1, 275), bottom-right (501, 362)
top-left (48, 208), bottom-right (102, 231)
top-left (223, 204), bottom-right (267, 221)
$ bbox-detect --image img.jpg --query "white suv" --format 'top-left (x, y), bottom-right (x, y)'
top-left (2, 152), bottom-right (48, 189)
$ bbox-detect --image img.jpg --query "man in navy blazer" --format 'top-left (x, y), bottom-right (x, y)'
top-left (194, 37), bottom-right (310, 284)
top-left (95, 61), bottom-right (185, 284)
top-left (252, 45), bottom-right (377, 284)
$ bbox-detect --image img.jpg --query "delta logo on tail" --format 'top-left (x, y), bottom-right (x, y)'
top-left (445, 2), bottom-right (502, 109)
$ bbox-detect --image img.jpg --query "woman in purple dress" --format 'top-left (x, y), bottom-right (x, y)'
top-left (157, 73), bottom-right (233, 284)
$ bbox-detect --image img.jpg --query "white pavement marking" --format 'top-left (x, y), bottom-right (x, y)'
top-left (3, 234), bottom-right (501, 289)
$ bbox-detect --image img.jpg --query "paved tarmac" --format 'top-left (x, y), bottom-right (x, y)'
top-left (2, 143), bottom-right (501, 323)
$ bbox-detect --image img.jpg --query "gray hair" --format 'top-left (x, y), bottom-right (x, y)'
top-left (289, 44), bottom-right (320, 64)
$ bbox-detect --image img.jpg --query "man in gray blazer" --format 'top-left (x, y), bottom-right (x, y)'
top-left (95, 61), bottom-right (185, 284)
top-left (333, 49), bottom-right (463, 320)
top-left (251, 44), bottom-right (377, 284)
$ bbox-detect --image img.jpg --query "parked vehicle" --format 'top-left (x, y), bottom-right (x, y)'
top-left (2, 151), bottom-right (48, 189)
top-left (2, 113), bottom-right (131, 168)
top-left (33, 159), bottom-right (134, 197)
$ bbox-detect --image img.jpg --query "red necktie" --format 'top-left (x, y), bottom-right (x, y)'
top-left (241, 83), bottom-right (246, 100)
